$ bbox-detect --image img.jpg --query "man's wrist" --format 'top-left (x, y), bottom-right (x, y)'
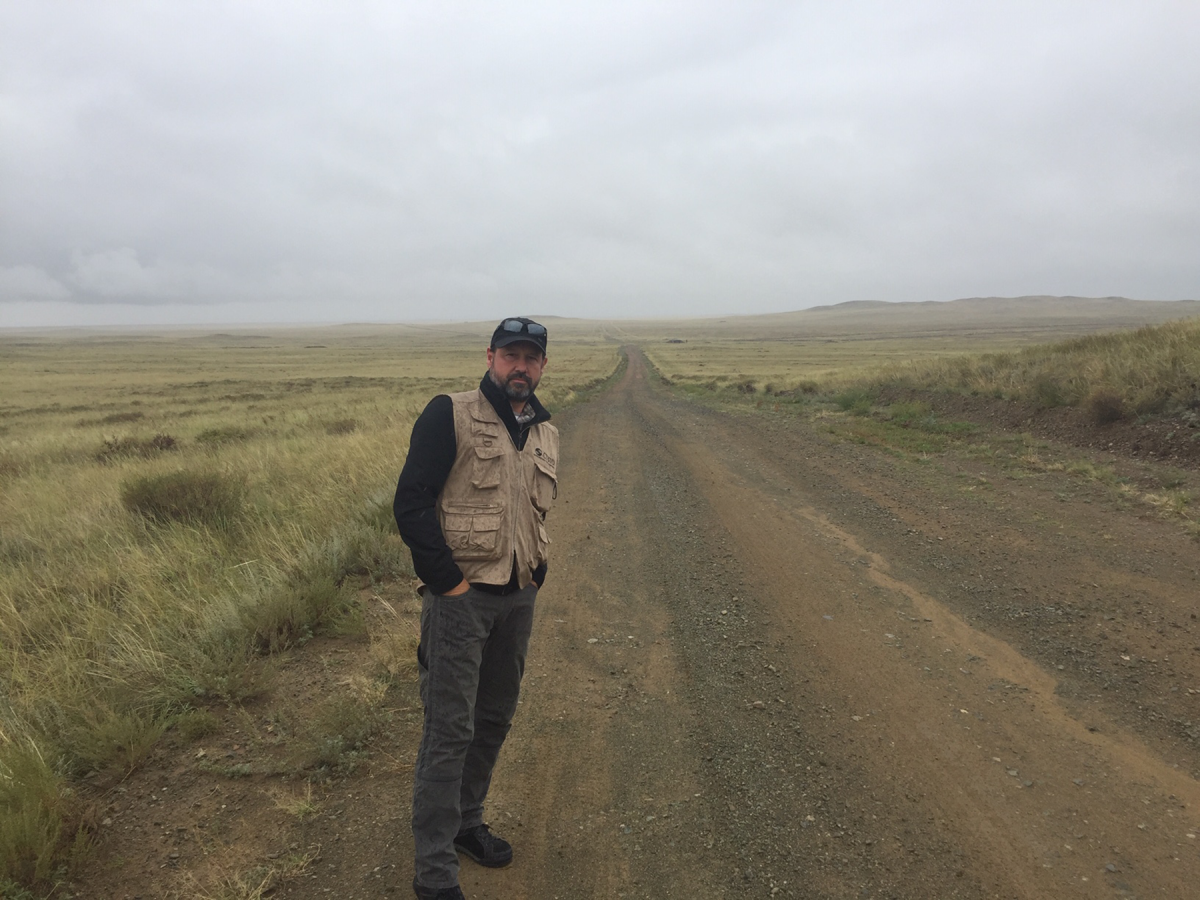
top-left (429, 573), bottom-right (468, 595)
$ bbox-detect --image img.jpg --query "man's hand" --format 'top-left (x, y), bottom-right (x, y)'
top-left (444, 579), bottom-right (471, 596)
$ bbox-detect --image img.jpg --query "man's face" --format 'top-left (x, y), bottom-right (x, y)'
top-left (487, 341), bottom-right (547, 402)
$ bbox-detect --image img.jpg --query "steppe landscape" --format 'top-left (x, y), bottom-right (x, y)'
top-left (3, 296), bottom-right (1200, 899)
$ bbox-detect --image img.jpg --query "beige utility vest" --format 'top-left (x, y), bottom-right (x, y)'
top-left (437, 389), bottom-right (559, 588)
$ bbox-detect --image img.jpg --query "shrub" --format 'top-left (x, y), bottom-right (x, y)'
top-left (835, 388), bottom-right (874, 416)
top-left (242, 574), bottom-right (344, 655)
top-left (1030, 373), bottom-right (1065, 409)
top-left (66, 707), bottom-right (167, 776)
top-left (1084, 388), bottom-right (1125, 425)
top-left (98, 411), bottom-right (144, 425)
top-left (120, 469), bottom-right (244, 527)
top-left (195, 426), bottom-right (257, 446)
top-left (97, 433), bottom-right (178, 462)
top-left (171, 708), bottom-right (221, 743)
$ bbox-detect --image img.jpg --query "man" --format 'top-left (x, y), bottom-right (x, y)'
top-left (393, 317), bottom-right (559, 900)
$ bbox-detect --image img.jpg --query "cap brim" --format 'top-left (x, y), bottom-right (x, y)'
top-left (491, 333), bottom-right (546, 350)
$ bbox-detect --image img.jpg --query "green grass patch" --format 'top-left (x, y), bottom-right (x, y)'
top-left (0, 741), bottom-right (90, 891)
top-left (834, 388), bottom-right (875, 416)
top-left (284, 677), bottom-right (390, 777)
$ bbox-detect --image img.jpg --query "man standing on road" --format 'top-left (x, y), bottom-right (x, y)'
top-left (393, 317), bottom-right (559, 900)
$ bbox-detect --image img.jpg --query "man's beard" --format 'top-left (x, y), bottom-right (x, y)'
top-left (488, 368), bottom-right (536, 401)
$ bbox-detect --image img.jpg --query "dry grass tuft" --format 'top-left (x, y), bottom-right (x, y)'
top-left (268, 781), bottom-right (321, 819)
top-left (368, 599), bottom-right (421, 679)
top-left (170, 849), bottom-right (317, 900)
top-left (0, 740), bottom-right (90, 890)
top-left (97, 411), bottom-right (145, 425)
top-left (120, 469), bottom-right (245, 527)
top-left (1084, 388), bottom-right (1125, 425)
top-left (98, 433), bottom-right (178, 462)
top-left (195, 426), bottom-right (258, 446)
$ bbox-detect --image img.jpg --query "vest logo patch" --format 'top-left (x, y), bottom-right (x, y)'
top-left (533, 446), bottom-right (557, 467)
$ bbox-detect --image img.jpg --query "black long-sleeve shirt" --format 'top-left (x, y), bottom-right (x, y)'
top-left (393, 374), bottom-right (551, 594)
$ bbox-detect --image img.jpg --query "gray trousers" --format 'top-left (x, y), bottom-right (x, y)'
top-left (412, 583), bottom-right (537, 889)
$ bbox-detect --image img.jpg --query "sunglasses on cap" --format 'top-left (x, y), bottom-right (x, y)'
top-left (499, 318), bottom-right (547, 336)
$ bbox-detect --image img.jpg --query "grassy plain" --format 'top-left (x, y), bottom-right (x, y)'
top-left (0, 323), bottom-right (619, 890)
top-left (3, 296), bottom-right (1198, 892)
top-left (634, 299), bottom-right (1200, 540)
top-left (634, 296), bottom-right (1200, 396)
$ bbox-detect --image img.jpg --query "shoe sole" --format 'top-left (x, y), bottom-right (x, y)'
top-left (453, 842), bottom-right (513, 868)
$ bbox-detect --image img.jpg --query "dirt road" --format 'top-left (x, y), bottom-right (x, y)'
top-left (474, 348), bottom-right (1200, 899)
top-left (76, 347), bottom-right (1200, 899)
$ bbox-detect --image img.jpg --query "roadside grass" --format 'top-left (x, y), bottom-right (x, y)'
top-left (642, 335), bottom-right (1002, 400)
top-left (367, 596), bottom-right (421, 680)
top-left (285, 675), bottom-right (391, 776)
top-left (822, 409), bottom-right (980, 458)
top-left (642, 316), bottom-right (1200, 538)
top-left (816, 399), bottom-right (1197, 537)
top-left (855, 317), bottom-right (1200, 420)
top-left (832, 400), bottom-right (1197, 538)
top-left (0, 324), bottom-right (619, 893)
top-left (642, 315), bottom-right (1200, 423)
top-left (268, 781), bottom-right (320, 820)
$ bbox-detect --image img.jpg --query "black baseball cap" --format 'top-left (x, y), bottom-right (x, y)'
top-left (490, 317), bottom-right (548, 353)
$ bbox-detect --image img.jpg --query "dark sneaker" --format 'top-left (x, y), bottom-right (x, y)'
top-left (412, 876), bottom-right (466, 900)
top-left (453, 823), bottom-right (513, 868)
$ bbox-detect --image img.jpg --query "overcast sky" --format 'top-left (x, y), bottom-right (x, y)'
top-left (2, 2), bottom-right (1198, 327)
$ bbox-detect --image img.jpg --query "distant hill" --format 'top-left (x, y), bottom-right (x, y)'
top-left (581, 296), bottom-right (1200, 344)
top-left (771, 295), bottom-right (1200, 338)
top-left (804, 295), bottom-right (1194, 314)
top-left (804, 299), bottom-right (896, 312)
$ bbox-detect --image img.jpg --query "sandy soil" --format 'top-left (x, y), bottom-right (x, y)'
top-left (72, 348), bottom-right (1200, 899)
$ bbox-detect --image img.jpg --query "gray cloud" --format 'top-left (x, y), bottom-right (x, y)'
top-left (2, 1), bottom-right (1198, 326)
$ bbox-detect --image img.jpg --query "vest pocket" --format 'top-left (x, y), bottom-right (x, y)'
top-left (442, 504), bottom-right (503, 559)
top-left (531, 454), bottom-right (558, 514)
top-left (471, 444), bottom-right (504, 489)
